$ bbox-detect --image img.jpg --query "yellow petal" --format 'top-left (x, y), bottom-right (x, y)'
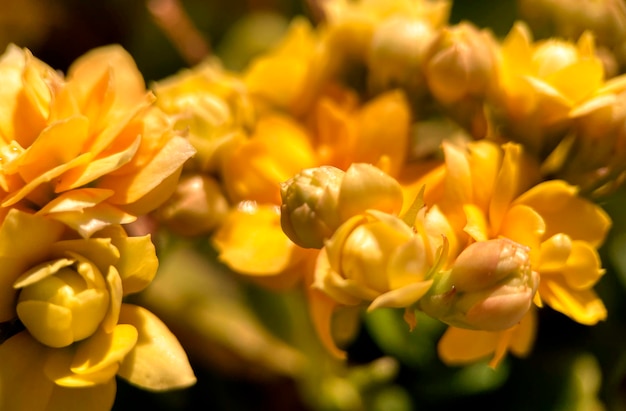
top-left (16, 115), bottom-right (90, 182)
top-left (499, 204), bottom-right (546, 251)
top-left (118, 304), bottom-right (196, 391)
top-left (489, 142), bottom-right (522, 233)
top-left (110, 234), bottom-right (158, 296)
top-left (508, 309), bottom-right (537, 358)
top-left (539, 276), bottom-right (607, 325)
top-left (437, 326), bottom-right (499, 365)
top-left (100, 267), bottom-right (122, 334)
top-left (44, 345), bottom-right (120, 387)
top-left (212, 204), bottom-right (303, 276)
top-left (0, 210), bottom-right (64, 321)
top-left (45, 203), bottom-right (136, 238)
top-left (70, 324), bottom-right (138, 376)
top-left (55, 135), bottom-right (141, 191)
top-left (367, 280), bottom-right (433, 311)
top-left (561, 240), bottom-right (604, 290)
top-left (463, 203), bottom-right (488, 242)
top-left (98, 134), bottom-right (196, 205)
top-left (538, 233), bottom-right (572, 272)
top-left (0, 331), bottom-right (55, 411)
top-left (37, 188), bottom-right (115, 214)
top-left (46, 379), bottom-right (116, 411)
top-left (307, 284), bottom-right (347, 359)
top-left (514, 180), bottom-right (611, 247)
top-left (13, 258), bottom-right (74, 289)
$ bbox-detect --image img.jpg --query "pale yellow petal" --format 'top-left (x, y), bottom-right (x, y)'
top-left (118, 304), bottom-right (196, 391)
top-left (499, 204), bottom-right (546, 251)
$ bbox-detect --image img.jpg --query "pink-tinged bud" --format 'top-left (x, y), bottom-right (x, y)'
top-left (280, 163), bottom-right (403, 248)
top-left (153, 174), bottom-right (230, 236)
top-left (418, 238), bottom-right (539, 331)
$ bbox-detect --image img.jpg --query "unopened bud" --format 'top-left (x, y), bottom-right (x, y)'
top-left (418, 238), bottom-right (539, 331)
top-left (153, 174), bottom-right (230, 236)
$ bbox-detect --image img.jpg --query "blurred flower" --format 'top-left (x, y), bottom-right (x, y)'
top-left (153, 58), bottom-right (254, 173)
top-left (0, 209), bottom-right (195, 411)
top-left (220, 113), bottom-right (317, 205)
top-left (280, 163), bottom-right (403, 249)
top-left (152, 173), bottom-right (229, 236)
top-left (366, 15), bottom-right (437, 95)
top-left (490, 21), bottom-right (606, 156)
top-left (422, 22), bottom-right (498, 137)
top-left (0, 44), bottom-right (196, 237)
top-left (418, 238), bottom-right (539, 331)
top-left (518, 0), bottom-right (626, 72)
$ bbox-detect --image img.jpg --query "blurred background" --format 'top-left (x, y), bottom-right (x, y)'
top-left (3, 0), bottom-right (626, 410)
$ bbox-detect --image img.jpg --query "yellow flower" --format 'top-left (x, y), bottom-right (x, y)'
top-left (491, 21), bottom-right (605, 155)
top-left (280, 163), bottom-right (403, 248)
top-left (153, 58), bottom-right (254, 173)
top-left (423, 139), bottom-right (610, 365)
top-left (0, 209), bottom-right (195, 411)
top-left (0, 44), bottom-right (196, 237)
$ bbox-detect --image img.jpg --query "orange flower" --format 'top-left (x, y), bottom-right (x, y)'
top-left (0, 44), bottom-right (195, 237)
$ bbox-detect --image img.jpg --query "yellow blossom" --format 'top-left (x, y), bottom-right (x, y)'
top-left (0, 44), bottom-right (196, 237)
top-left (491, 21), bottom-right (606, 155)
top-left (153, 58), bottom-right (254, 173)
top-left (0, 209), bottom-right (195, 411)
top-left (421, 139), bottom-right (610, 365)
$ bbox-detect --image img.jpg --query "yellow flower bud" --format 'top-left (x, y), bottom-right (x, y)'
top-left (153, 173), bottom-right (230, 236)
top-left (367, 15), bottom-right (436, 94)
top-left (280, 163), bottom-right (403, 248)
top-left (15, 264), bottom-right (110, 348)
top-left (418, 238), bottom-right (539, 331)
top-left (423, 22), bottom-right (497, 105)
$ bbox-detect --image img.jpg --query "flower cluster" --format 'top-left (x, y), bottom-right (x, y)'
top-left (0, 44), bottom-right (196, 410)
top-left (143, 0), bottom-right (621, 372)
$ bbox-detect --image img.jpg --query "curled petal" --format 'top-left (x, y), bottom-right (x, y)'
top-left (514, 180), bottom-right (611, 247)
top-left (539, 276), bottom-right (607, 325)
top-left (367, 280), bottom-right (433, 311)
top-left (118, 304), bottom-right (196, 391)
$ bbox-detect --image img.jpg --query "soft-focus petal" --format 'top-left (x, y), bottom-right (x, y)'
top-left (117, 304), bottom-right (196, 391)
top-left (0, 331), bottom-right (54, 411)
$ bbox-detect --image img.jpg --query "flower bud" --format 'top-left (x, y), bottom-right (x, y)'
top-left (153, 173), bottom-right (230, 236)
top-left (423, 22), bottom-right (497, 105)
top-left (418, 238), bottom-right (539, 331)
top-left (15, 262), bottom-right (110, 348)
top-left (367, 15), bottom-right (437, 95)
top-left (280, 163), bottom-right (403, 248)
